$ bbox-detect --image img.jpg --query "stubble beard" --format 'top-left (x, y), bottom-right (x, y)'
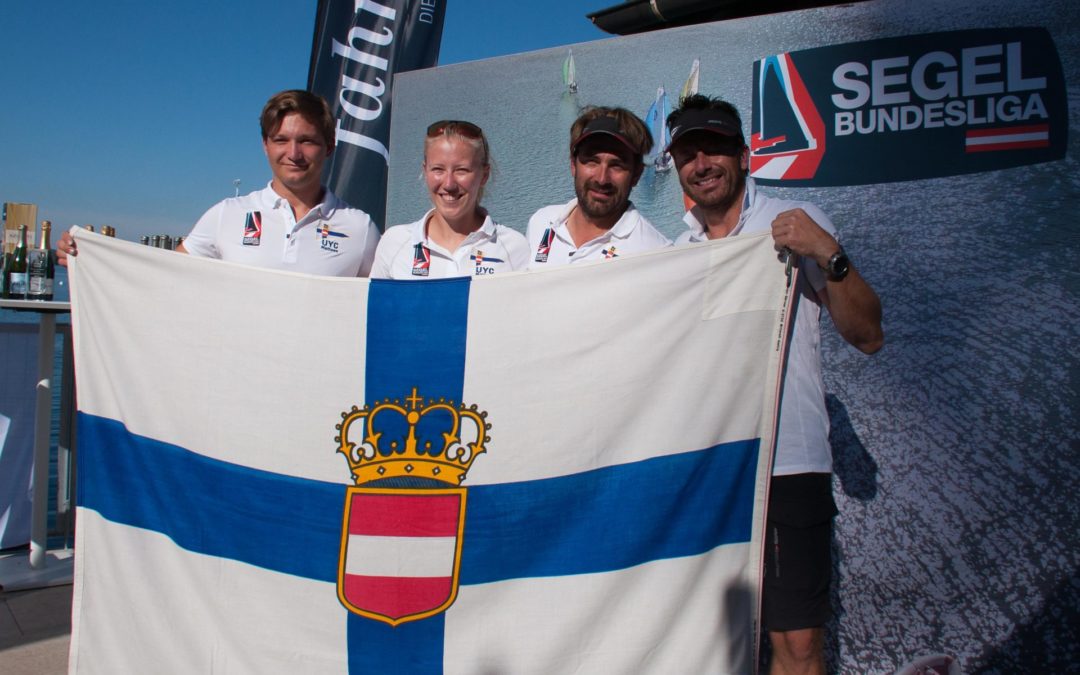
top-left (575, 181), bottom-right (627, 222)
top-left (685, 170), bottom-right (745, 214)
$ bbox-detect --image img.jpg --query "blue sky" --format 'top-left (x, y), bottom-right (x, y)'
top-left (0, 1), bottom-right (608, 241)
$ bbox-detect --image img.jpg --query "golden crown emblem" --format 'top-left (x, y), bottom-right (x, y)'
top-left (335, 387), bottom-right (491, 485)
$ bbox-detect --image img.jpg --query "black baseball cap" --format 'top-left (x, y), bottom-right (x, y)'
top-left (666, 107), bottom-right (743, 149)
top-left (571, 115), bottom-right (639, 156)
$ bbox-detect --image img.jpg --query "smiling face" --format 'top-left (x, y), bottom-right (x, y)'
top-left (263, 112), bottom-right (332, 197)
top-left (423, 136), bottom-right (489, 228)
top-left (670, 131), bottom-right (748, 213)
top-left (570, 135), bottom-right (643, 226)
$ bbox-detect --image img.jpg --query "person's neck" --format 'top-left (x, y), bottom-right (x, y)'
top-left (273, 180), bottom-right (325, 222)
top-left (567, 204), bottom-right (621, 247)
top-left (427, 208), bottom-right (484, 252)
top-left (699, 187), bottom-right (746, 239)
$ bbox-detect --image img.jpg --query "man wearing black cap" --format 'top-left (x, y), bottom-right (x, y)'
top-left (526, 106), bottom-right (670, 268)
top-left (666, 94), bottom-right (883, 675)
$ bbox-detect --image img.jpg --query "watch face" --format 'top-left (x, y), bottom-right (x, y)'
top-left (829, 252), bottom-right (850, 280)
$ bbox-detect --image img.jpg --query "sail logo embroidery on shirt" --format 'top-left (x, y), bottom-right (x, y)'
top-left (534, 228), bottom-right (555, 263)
top-left (412, 243), bottom-right (431, 276)
top-left (242, 212), bottom-right (262, 246)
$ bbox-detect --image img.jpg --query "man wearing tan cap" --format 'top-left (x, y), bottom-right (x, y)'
top-left (526, 106), bottom-right (670, 268)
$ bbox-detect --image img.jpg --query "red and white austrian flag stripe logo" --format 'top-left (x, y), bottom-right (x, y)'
top-left (965, 124), bottom-right (1050, 152)
top-left (339, 489), bottom-right (465, 625)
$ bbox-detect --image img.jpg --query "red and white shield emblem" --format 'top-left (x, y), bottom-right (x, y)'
top-left (337, 487), bottom-right (466, 626)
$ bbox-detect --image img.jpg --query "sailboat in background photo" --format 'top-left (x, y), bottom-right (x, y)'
top-left (563, 48), bottom-right (578, 93)
top-left (678, 59), bottom-right (701, 209)
top-left (680, 58), bottom-right (700, 103)
top-left (644, 85), bottom-right (673, 172)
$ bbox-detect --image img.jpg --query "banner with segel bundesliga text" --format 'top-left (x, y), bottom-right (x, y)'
top-left (67, 231), bottom-right (792, 673)
top-left (749, 27), bottom-right (1067, 185)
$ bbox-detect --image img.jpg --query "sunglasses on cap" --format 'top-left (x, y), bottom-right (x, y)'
top-left (426, 120), bottom-right (484, 139)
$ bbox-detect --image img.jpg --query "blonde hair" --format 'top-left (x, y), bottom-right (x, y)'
top-left (424, 120), bottom-right (491, 168)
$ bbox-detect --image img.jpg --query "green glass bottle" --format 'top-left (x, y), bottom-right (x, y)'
top-left (0, 204), bottom-right (9, 298)
top-left (0, 249), bottom-right (9, 298)
top-left (6, 224), bottom-right (29, 299)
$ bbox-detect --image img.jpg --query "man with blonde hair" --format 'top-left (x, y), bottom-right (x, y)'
top-left (526, 106), bottom-right (670, 268)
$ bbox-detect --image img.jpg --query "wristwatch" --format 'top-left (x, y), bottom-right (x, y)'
top-left (822, 247), bottom-right (850, 281)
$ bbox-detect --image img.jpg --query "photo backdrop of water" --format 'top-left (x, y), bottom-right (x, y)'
top-left (387, 0), bottom-right (1080, 670)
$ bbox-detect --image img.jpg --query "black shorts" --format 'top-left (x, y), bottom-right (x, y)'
top-left (761, 473), bottom-right (838, 632)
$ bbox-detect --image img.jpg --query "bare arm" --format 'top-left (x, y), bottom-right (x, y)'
top-left (771, 208), bottom-right (883, 354)
top-left (817, 266), bottom-right (883, 354)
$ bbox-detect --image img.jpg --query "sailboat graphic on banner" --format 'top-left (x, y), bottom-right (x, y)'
top-left (749, 53), bottom-right (825, 181)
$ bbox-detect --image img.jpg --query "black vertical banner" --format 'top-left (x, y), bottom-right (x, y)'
top-left (308, 0), bottom-right (446, 230)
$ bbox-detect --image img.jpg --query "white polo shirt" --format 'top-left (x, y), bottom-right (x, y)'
top-left (183, 183), bottom-right (380, 277)
top-left (676, 178), bottom-right (836, 476)
top-left (525, 199), bottom-right (671, 269)
top-left (369, 210), bottom-right (529, 279)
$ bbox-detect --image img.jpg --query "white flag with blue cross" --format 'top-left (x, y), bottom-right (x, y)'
top-left (68, 228), bottom-right (791, 673)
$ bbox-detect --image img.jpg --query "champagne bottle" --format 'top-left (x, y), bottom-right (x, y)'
top-left (0, 205), bottom-right (9, 298)
top-left (28, 220), bottom-right (55, 301)
top-left (6, 224), bottom-right (29, 299)
top-left (0, 248), bottom-right (9, 299)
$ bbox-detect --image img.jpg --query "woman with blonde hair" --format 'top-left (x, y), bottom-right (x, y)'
top-left (370, 120), bottom-right (527, 278)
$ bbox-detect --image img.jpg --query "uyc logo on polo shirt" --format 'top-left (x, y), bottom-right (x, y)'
top-left (319, 223), bottom-right (347, 252)
top-left (471, 250), bottom-right (500, 275)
